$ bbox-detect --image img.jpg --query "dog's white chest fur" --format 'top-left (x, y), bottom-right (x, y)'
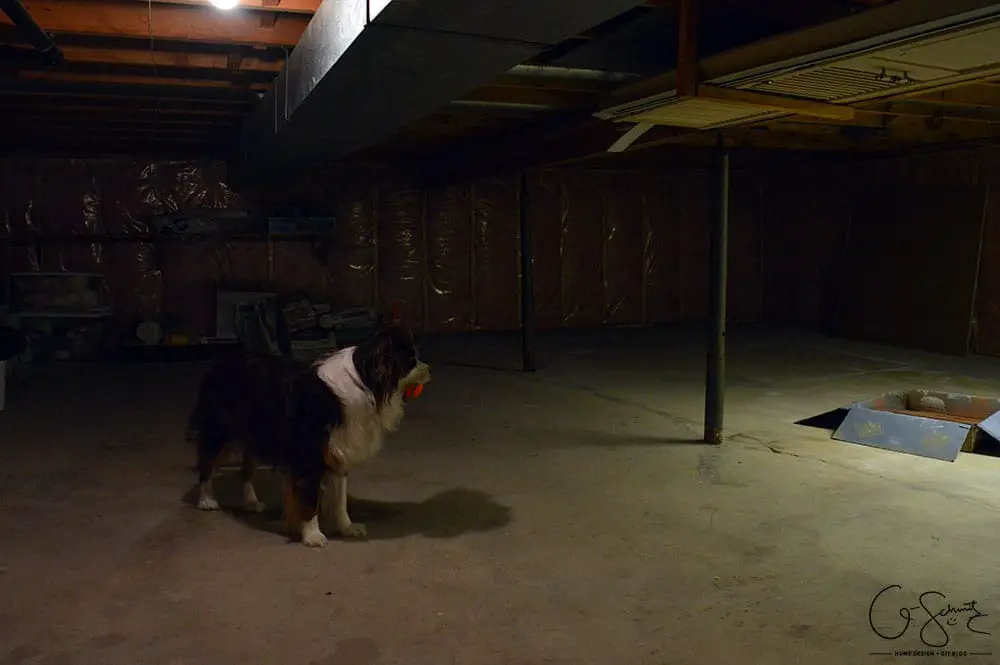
top-left (315, 347), bottom-right (405, 469)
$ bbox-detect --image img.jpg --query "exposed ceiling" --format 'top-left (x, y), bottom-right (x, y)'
top-left (2, 0), bottom-right (1000, 175)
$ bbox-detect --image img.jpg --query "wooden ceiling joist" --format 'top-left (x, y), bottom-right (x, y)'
top-left (2, 1), bottom-right (309, 47)
top-left (0, 100), bottom-right (243, 116)
top-left (134, 0), bottom-right (321, 14)
top-left (0, 77), bottom-right (258, 101)
top-left (8, 58), bottom-right (278, 86)
top-left (27, 43), bottom-right (285, 72)
top-left (16, 69), bottom-right (270, 91)
top-left (2, 124), bottom-right (218, 137)
top-left (902, 85), bottom-right (1000, 111)
top-left (0, 110), bottom-right (235, 127)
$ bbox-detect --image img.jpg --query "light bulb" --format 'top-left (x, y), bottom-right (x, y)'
top-left (210, 0), bottom-right (239, 9)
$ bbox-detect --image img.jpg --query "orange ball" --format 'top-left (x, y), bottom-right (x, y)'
top-left (403, 383), bottom-right (424, 400)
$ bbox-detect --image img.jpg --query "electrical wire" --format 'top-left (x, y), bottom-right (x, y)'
top-left (146, 0), bottom-right (163, 141)
top-left (146, 0), bottom-right (159, 78)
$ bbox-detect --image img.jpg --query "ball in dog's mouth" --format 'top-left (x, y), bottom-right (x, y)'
top-left (403, 383), bottom-right (424, 400)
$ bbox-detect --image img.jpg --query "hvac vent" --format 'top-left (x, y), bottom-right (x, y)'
top-left (728, 19), bottom-right (1000, 104)
top-left (739, 66), bottom-right (905, 101)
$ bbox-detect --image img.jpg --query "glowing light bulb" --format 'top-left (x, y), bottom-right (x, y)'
top-left (210, 0), bottom-right (239, 9)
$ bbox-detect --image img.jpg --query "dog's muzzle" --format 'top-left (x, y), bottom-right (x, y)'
top-left (411, 361), bottom-right (432, 385)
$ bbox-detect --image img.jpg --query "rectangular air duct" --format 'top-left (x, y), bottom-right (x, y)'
top-left (234, 0), bottom-right (644, 180)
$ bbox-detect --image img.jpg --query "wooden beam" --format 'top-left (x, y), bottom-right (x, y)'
top-left (692, 84), bottom-right (856, 120)
top-left (15, 69), bottom-right (269, 90)
top-left (0, 125), bottom-right (217, 138)
top-left (135, 0), bottom-right (320, 13)
top-left (863, 105), bottom-right (1000, 125)
top-left (4, 1), bottom-right (309, 47)
top-left (674, 128), bottom-right (902, 152)
top-left (718, 117), bottom-right (1000, 148)
top-left (0, 143), bottom-right (224, 159)
top-left (0, 78), bottom-right (258, 103)
top-left (788, 100), bottom-right (1000, 127)
top-left (5, 112), bottom-right (231, 127)
top-left (7, 55), bottom-right (278, 85)
top-left (676, 0), bottom-right (697, 97)
top-left (0, 96), bottom-right (246, 114)
top-left (902, 84), bottom-right (1000, 111)
top-left (50, 44), bottom-right (284, 72)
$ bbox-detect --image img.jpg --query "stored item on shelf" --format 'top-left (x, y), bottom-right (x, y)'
top-left (9, 273), bottom-right (112, 316)
top-left (282, 299), bottom-right (317, 334)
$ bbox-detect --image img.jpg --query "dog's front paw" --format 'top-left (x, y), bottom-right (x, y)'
top-left (197, 497), bottom-right (220, 511)
top-left (243, 500), bottom-right (266, 513)
top-left (301, 530), bottom-right (329, 548)
top-left (338, 523), bottom-right (367, 539)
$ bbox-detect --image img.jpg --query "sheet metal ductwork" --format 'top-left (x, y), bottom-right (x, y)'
top-left (0, 0), bottom-right (62, 65)
top-left (234, 0), bottom-right (643, 179)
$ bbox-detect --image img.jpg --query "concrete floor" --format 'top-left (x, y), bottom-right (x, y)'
top-left (1, 325), bottom-right (999, 665)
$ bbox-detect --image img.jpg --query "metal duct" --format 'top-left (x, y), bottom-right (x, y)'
top-left (234, 0), bottom-right (643, 178)
top-left (0, 0), bottom-right (62, 65)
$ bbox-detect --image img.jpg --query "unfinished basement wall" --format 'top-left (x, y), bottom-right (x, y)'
top-left (0, 157), bottom-right (768, 338)
top-left (759, 146), bottom-right (1000, 357)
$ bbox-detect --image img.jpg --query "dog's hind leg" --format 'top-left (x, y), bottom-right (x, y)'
top-left (330, 472), bottom-right (366, 538)
top-left (195, 446), bottom-right (222, 510)
top-left (191, 420), bottom-right (226, 511)
top-left (195, 440), bottom-right (224, 510)
top-left (188, 395), bottom-right (231, 511)
top-left (240, 452), bottom-right (265, 513)
top-left (284, 472), bottom-right (328, 548)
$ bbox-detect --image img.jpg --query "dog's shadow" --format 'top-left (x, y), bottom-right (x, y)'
top-left (182, 474), bottom-right (512, 542)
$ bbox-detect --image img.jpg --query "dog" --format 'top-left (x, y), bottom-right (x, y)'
top-left (186, 326), bottom-right (431, 547)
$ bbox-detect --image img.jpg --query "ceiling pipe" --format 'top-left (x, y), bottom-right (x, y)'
top-left (506, 65), bottom-right (642, 82)
top-left (0, 0), bottom-right (63, 65)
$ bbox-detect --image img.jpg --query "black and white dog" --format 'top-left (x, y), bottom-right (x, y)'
top-left (186, 326), bottom-right (431, 547)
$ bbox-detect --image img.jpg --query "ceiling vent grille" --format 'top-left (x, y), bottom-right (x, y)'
top-left (740, 66), bottom-right (905, 101)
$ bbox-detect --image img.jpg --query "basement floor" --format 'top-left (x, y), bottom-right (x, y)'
top-left (1, 326), bottom-right (998, 665)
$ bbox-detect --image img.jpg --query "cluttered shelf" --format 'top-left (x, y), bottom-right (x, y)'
top-left (0, 210), bottom-right (337, 245)
top-left (1, 271), bottom-right (379, 367)
top-left (1, 233), bottom-right (335, 245)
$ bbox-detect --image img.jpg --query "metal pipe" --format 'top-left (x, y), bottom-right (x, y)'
top-left (506, 65), bottom-right (641, 82)
top-left (519, 171), bottom-right (536, 373)
top-left (0, 0), bottom-right (62, 65)
top-left (448, 100), bottom-right (554, 114)
top-left (703, 133), bottom-right (729, 445)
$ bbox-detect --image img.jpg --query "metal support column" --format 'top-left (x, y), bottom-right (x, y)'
top-left (519, 171), bottom-right (537, 372)
top-left (704, 134), bottom-right (729, 444)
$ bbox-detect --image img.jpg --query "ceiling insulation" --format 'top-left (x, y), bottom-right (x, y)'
top-left (596, 1), bottom-right (1000, 131)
